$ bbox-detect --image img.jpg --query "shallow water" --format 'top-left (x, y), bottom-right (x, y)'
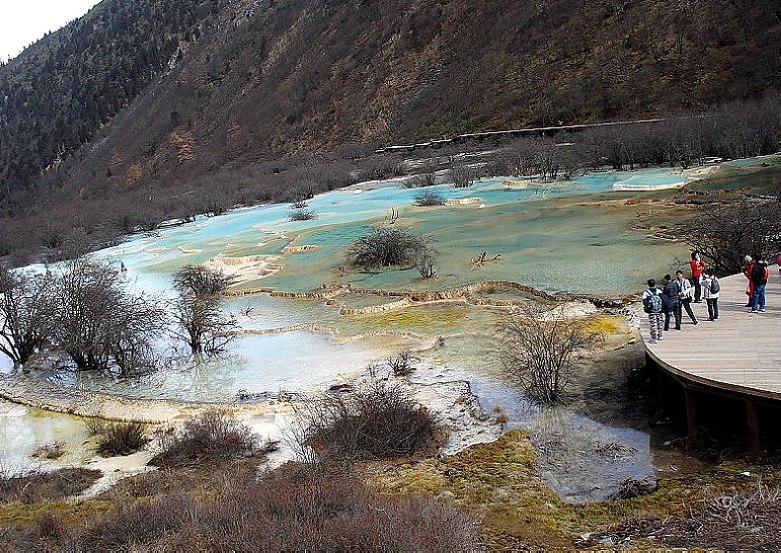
top-left (45, 331), bottom-right (405, 402)
top-left (418, 338), bottom-right (654, 502)
top-left (2, 164), bottom-right (702, 495)
top-left (0, 400), bottom-right (93, 473)
top-left (94, 169), bottom-right (691, 297)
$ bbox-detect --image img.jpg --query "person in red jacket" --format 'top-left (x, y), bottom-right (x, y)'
top-left (689, 251), bottom-right (706, 302)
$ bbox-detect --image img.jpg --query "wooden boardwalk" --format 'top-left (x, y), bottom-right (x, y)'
top-left (641, 267), bottom-right (781, 401)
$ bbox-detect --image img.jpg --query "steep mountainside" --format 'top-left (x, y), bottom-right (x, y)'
top-left (0, 0), bottom-right (779, 236)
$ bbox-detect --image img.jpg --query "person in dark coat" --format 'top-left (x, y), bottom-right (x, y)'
top-left (662, 274), bottom-right (681, 330)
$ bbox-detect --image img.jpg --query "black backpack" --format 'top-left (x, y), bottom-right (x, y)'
top-left (710, 277), bottom-right (720, 294)
top-left (643, 289), bottom-right (663, 314)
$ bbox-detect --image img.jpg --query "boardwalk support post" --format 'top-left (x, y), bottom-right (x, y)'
top-left (685, 389), bottom-right (699, 441)
top-left (746, 399), bottom-right (761, 455)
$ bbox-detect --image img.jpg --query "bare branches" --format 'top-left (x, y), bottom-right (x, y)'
top-left (448, 156), bottom-right (477, 188)
top-left (50, 259), bottom-right (166, 375)
top-left (676, 196), bottom-right (781, 275)
top-left (0, 262), bottom-right (52, 365)
top-left (499, 303), bottom-right (601, 404)
top-left (173, 265), bottom-right (233, 297)
top-left (349, 227), bottom-right (425, 269)
top-left (288, 381), bottom-right (441, 463)
top-left (171, 295), bottom-right (236, 356)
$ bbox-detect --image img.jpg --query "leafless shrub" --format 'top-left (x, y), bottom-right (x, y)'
top-left (387, 351), bottom-right (416, 376)
top-left (75, 470), bottom-right (480, 552)
top-left (79, 493), bottom-right (196, 551)
top-left (288, 207), bottom-right (318, 221)
top-left (349, 227), bottom-right (429, 270)
top-left (413, 189), bottom-right (445, 206)
top-left (499, 304), bottom-right (602, 404)
top-left (0, 468), bottom-right (102, 503)
top-left (406, 159), bottom-right (439, 188)
top-left (414, 248), bottom-right (437, 278)
top-left (149, 409), bottom-right (268, 467)
top-left (289, 381), bottom-right (441, 463)
top-left (31, 441), bottom-right (66, 460)
top-left (89, 421), bottom-right (149, 457)
top-left (360, 159), bottom-right (407, 181)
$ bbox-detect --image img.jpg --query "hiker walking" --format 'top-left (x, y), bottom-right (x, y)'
top-left (662, 274), bottom-right (681, 330)
top-left (642, 278), bottom-right (664, 343)
top-left (689, 251), bottom-right (706, 303)
top-left (749, 254), bottom-right (769, 313)
top-left (702, 268), bottom-right (720, 321)
top-left (676, 270), bottom-right (698, 325)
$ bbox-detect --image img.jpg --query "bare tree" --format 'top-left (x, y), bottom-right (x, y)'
top-left (0, 263), bottom-right (53, 366)
top-left (677, 196), bottom-right (781, 275)
top-left (448, 156), bottom-right (477, 188)
top-left (51, 259), bottom-right (166, 375)
top-left (172, 265), bottom-right (236, 356)
top-left (173, 265), bottom-right (233, 297)
top-left (499, 304), bottom-right (601, 404)
top-left (171, 295), bottom-right (236, 356)
top-left (406, 159), bottom-right (439, 188)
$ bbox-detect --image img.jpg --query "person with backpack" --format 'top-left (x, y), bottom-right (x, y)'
top-left (749, 253), bottom-right (769, 313)
top-left (642, 278), bottom-right (664, 343)
top-left (702, 268), bottom-right (720, 321)
top-left (675, 270), bottom-right (698, 325)
top-left (661, 274), bottom-right (681, 330)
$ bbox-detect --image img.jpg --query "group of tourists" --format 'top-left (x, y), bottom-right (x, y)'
top-left (642, 250), bottom-right (772, 344)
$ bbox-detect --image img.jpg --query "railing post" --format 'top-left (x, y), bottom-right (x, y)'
top-left (746, 399), bottom-right (761, 456)
top-left (685, 389), bottom-right (699, 440)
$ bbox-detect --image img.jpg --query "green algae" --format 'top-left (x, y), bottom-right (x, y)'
top-left (365, 428), bottom-right (781, 551)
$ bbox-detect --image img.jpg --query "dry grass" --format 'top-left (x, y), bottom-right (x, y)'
top-left (0, 468), bottom-right (102, 504)
top-left (588, 480), bottom-right (781, 550)
top-left (2, 465), bottom-right (480, 552)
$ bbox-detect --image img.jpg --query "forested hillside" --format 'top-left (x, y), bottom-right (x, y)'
top-left (0, 0), bottom-right (779, 259)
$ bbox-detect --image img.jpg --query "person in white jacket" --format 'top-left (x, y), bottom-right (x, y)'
top-left (675, 270), bottom-right (699, 325)
top-left (702, 268), bottom-right (720, 321)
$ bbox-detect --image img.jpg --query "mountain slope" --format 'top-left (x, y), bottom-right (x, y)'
top-left (0, 0), bottom-right (779, 238)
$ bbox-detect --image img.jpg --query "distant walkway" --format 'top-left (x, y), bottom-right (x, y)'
top-left (642, 267), bottom-right (781, 400)
top-left (375, 118), bottom-right (666, 153)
